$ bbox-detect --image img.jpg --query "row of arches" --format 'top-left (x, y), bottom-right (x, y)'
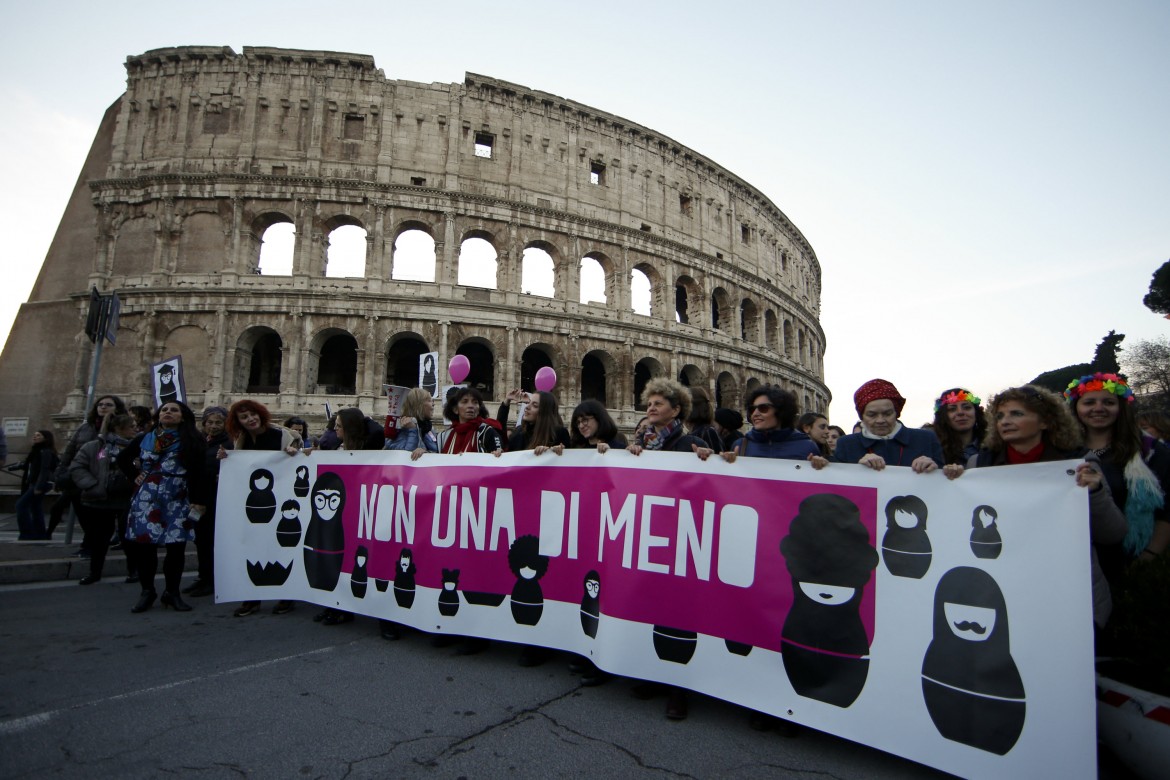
top-left (235, 325), bottom-right (821, 413)
top-left (102, 206), bottom-right (822, 370)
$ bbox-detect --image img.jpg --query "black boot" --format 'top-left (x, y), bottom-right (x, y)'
top-left (131, 590), bottom-right (157, 613)
top-left (160, 591), bottom-right (192, 612)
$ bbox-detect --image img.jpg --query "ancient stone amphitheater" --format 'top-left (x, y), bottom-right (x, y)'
top-left (0, 45), bottom-right (827, 437)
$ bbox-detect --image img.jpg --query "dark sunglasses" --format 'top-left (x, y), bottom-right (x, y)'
top-left (748, 403), bottom-right (775, 414)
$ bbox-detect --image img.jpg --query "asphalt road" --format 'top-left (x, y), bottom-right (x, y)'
top-left (0, 577), bottom-right (954, 780)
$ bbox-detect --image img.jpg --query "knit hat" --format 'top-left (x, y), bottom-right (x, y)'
top-left (714, 407), bottom-right (743, 431)
top-left (854, 379), bottom-right (906, 418)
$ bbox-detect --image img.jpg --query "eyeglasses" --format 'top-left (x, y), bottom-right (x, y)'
top-left (748, 403), bottom-right (775, 414)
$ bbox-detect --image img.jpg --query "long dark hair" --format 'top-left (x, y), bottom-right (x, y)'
top-left (570, 400), bottom-right (620, 447)
top-left (31, 429), bottom-right (57, 455)
top-left (157, 401), bottom-right (207, 471)
top-left (932, 388), bottom-right (987, 465)
top-left (336, 408), bottom-right (368, 451)
top-left (521, 391), bottom-right (562, 450)
top-left (1071, 393), bottom-right (1143, 467)
top-left (87, 395), bottom-right (128, 430)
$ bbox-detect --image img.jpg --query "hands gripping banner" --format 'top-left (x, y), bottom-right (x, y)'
top-left (216, 450), bottom-right (1096, 779)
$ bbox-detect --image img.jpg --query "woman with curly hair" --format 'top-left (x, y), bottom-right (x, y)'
top-left (964, 385), bottom-right (1127, 631)
top-left (437, 387), bottom-right (504, 456)
top-left (117, 401), bottom-right (209, 613)
top-left (1065, 373), bottom-right (1169, 573)
top-left (569, 400), bottom-right (627, 453)
top-left (932, 387), bottom-right (986, 466)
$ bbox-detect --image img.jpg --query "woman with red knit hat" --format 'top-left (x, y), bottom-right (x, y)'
top-left (833, 379), bottom-right (944, 472)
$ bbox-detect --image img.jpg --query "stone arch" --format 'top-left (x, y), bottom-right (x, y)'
top-left (309, 327), bottom-right (358, 394)
top-left (740, 298), bottom-right (760, 343)
top-left (675, 275), bottom-right (701, 325)
top-left (633, 356), bottom-right (666, 410)
top-left (744, 376), bottom-right (763, 399)
top-left (111, 215), bottom-right (157, 276)
top-left (783, 319), bottom-right (794, 359)
top-left (580, 349), bottom-right (615, 406)
top-left (521, 241), bottom-right (557, 298)
top-left (384, 332), bottom-right (431, 387)
top-left (455, 337), bottom-right (497, 398)
top-left (391, 221), bottom-right (436, 282)
top-left (324, 215), bottom-right (368, 278)
top-left (233, 326), bottom-right (283, 394)
top-left (711, 287), bottom-right (732, 331)
top-left (798, 328), bottom-right (807, 367)
top-left (764, 309), bottom-right (778, 351)
top-left (251, 211), bottom-right (296, 276)
top-left (520, 343), bottom-right (557, 394)
top-left (458, 230), bottom-right (499, 289)
top-left (161, 324), bottom-right (212, 396)
top-left (631, 261), bottom-right (661, 317)
top-left (715, 371), bottom-right (737, 410)
top-left (579, 251), bottom-right (612, 306)
top-left (176, 211), bottom-right (227, 274)
top-left (678, 363), bottom-right (705, 388)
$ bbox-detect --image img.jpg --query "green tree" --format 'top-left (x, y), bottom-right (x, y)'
top-left (1143, 259), bottom-right (1170, 316)
top-left (1030, 331), bottom-right (1125, 393)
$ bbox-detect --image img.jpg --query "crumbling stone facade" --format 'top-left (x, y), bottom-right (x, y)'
top-left (0, 46), bottom-right (827, 439)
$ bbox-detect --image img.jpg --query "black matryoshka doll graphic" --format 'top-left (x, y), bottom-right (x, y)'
top-left (509, 535), bottom-right (549, 626)
top-left (779, 494), bottom-right (879, 707)
top-left (276, 499), bottom-right (302, 548)
top-left (303, 471), bottom-right (346, 591)
top-left (294, 465), bottom-right (311, 498)
top-left (393, 548), bottom-right (416, 608)
top-left (580, 570), bottom-right (600, 639)
top-left (350, 545), bottom-right (369, 599)
top-left (969, 505), bottom-right (1003, 559)
top-left (438, 569), bottom-right (460, 616)
top-left (653, 626), bottom-right (698, 664)
top-left (921, 567), bottom-right (1025, 755)
top-left (246, 468), bottom-right (277, 523)
top-left (880, 494), bottom-right (932, 579)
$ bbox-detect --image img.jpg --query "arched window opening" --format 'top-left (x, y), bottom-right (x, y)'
top-left (325, 224), bottom-right (367, 278)
top-left (765, 310), bottom-right (778, 351)
top-left (579, 256), bottom-right (606, 304)
top-left (745, 377), bottom-right (762, 399)
top-left (798, 329), bottom-right (807, 366)
top-left (633, 357), bottom-right (664, 411)
top-left (783, 320), bottom-right (794, 359)
top-left (317, 334), bottom-right (358, 394)
top-left (392, 229), bottom-right (436, 282)
top-left (740, 299), bottom-right (759, 343)
top-left (678, 364), bottom-right (704, 388)
top-left (385, 335), bottom-right (430, 387)
top-left (716, 372), bottom-right (737, 410)
top-left (247, 333), bottom-right (283, 393)
top-left (456, 341), bottom-right (495, 398)
top-left (520, 346), bottom-right (554, 393)
top-left (257, 222), bottom-right (295, 276)
top-left (521, 247), bottom-right (555, 298)
top-left (458, 237), bottom-right (498, 289)
top-left (711, 288), bottom-right (731, 331)
top-left (631, 269), bottom-right (651, 316)
top-left (581, 352), bottom-right (608, 405)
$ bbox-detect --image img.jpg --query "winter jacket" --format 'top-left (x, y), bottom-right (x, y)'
top-left (69, 433), bottom-right (134, 507)
top-left (736, 427), bottom-right (820, 460)
top-left (834, 425), bottom-right (944, 468)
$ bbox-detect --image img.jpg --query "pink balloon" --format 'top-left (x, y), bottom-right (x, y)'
top-left (534, 366), bottom-right (557, 392)
top-left (449, 354), bottom-right (470, 385)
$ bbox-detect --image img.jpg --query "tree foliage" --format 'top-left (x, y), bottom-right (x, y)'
top-left (1123, 335), bottom-right (1170, 406)
top-left (1030, 330), bottom-right (1125, 393)
top-left (1143, 259), bottom-right (1170, 316)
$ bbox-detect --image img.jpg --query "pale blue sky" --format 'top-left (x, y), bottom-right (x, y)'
top-left (1, 1), bottom-right (1167, 425)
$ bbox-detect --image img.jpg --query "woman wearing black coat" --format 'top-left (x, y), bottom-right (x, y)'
top-left (14, 430), bottom-right (59, 539)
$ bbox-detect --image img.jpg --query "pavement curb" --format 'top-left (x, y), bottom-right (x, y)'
top-left (0, 550), bottom-right (199, 585)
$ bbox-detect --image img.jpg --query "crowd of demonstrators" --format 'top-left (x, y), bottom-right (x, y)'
top-left (37, 370), bottom-right (1170, 737)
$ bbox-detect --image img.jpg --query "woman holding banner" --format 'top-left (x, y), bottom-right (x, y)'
top-left (569, 400), bottom-right (627, 453)
top-left (220, 399), bottom-right (302, 618)
top-left (384, 388), bottom-right (439, 460)
top-left (834, 379), bottom-right (944, 473)
top-left (117, 401), bottom-right (208, 614)
top-left (507, 391), bottom-right (570, 455)
top-left (965, 385), bottom-right (1127, 631)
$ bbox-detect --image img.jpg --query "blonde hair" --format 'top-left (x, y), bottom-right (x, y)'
top-left (401, 388), bottom-right (433, 420)
top-left (641, 378), bottom-right (691, 422)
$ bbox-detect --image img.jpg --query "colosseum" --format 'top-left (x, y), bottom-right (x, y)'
top-left (0, 45), bottom-right (827, 439)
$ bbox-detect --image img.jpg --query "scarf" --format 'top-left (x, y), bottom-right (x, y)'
top-left (148, 428), bottom-right (180, 455)
top-left (860, 422), bottom-right (903, 441)
top-left (1005, 442), bottom-right (1045, 465)
top-left (444, 418), bottom-right (489, 454)
top-left (638, 419), bottom-right (681, 451)
top-left (1120, 439), bottom-right (1165, 556)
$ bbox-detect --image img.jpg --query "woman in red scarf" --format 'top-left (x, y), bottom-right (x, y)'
top-left (435, 388), bottom-right (504, 456)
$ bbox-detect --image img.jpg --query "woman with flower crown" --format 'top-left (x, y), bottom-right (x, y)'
top-left (931, 388), bottom-right (986, 466)
top-left (1065, 373), bottom-right (1170, 576)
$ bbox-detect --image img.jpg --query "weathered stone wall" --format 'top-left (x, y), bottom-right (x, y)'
top-left (0, 46), bottom-right (828, 444)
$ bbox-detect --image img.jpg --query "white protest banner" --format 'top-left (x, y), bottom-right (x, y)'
top-left (215, 450), bottom-right (1095, 778)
